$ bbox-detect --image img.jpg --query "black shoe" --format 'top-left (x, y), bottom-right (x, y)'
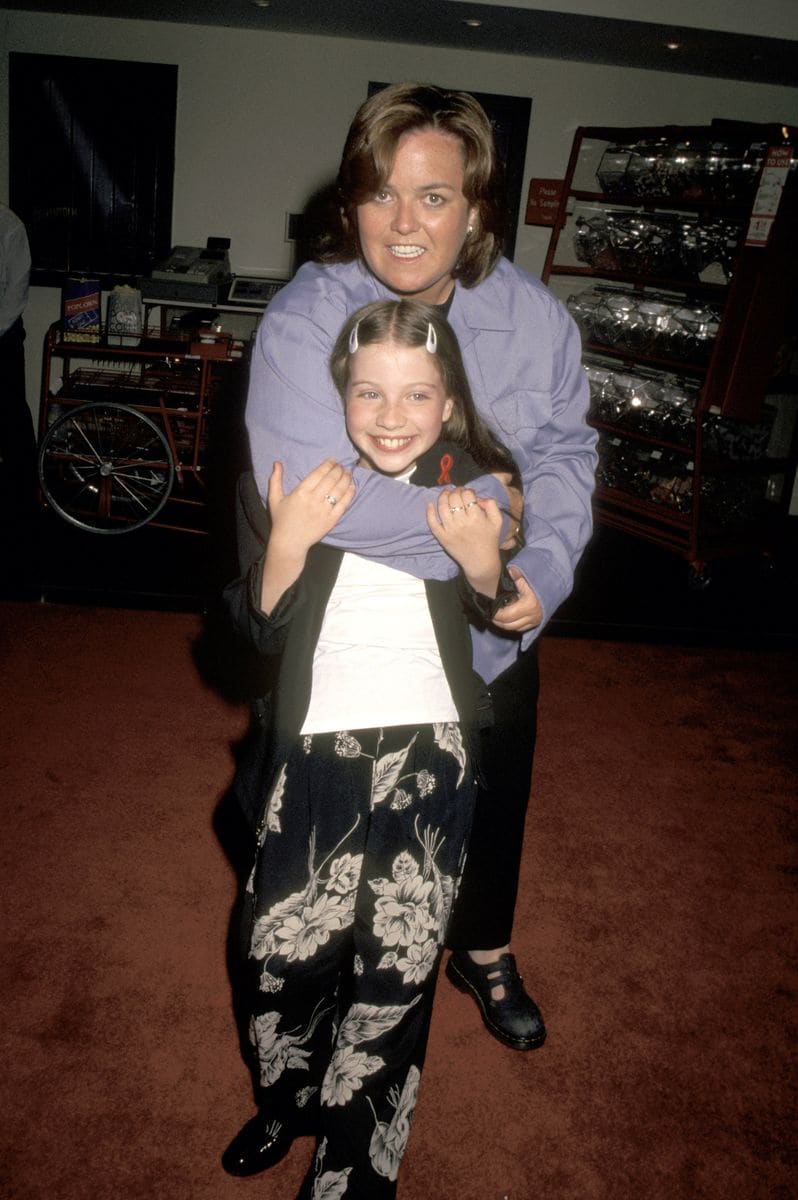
top-left (446, 951), bottom-right (547, 1051)
top-left (222, 1111), bottom-right (304, 1177)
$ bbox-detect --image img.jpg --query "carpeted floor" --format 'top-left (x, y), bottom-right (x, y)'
top-left (0, 601), bottom-right (795, 1199)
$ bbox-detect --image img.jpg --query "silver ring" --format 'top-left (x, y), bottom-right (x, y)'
top-left (465, 500), bottom-right (479, 509)
top-left (448, 504), bottom-right (464, 513)
top-left (324, 493), bottom-right (337, 507)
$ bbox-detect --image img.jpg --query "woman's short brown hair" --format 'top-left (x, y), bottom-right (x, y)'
top-left (320, 83), bottom-right (506, 288)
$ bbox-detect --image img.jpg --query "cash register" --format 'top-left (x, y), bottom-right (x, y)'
top-left (145, 237), bottom-right (232, 304)
top-left (143, 237), bottom-right (287, 310)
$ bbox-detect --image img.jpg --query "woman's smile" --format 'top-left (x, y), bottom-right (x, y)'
top-left (386, 245), bottom-right (425, 260)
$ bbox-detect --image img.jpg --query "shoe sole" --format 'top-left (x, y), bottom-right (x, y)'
top-left (445, 958), bottom-right (547, 1051)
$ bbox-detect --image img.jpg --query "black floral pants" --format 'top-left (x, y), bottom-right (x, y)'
top-left (243, 723), bottom-right (476, 1199)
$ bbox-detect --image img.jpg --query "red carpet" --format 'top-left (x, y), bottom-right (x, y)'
top-left (1, 601), bottom-right (795, 1199)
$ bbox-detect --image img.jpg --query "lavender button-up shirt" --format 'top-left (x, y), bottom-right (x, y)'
top-left (245, 257), bottom-right (597, 683)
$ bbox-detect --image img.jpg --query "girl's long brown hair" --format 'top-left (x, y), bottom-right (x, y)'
top-left (330, 299), bottom-right (520, 488)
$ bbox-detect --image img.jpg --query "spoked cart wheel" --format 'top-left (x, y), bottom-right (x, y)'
top-left (38, 402), bottom-right (175, 534)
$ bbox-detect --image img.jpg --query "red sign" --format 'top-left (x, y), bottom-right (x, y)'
top-left (745, 143), bottom-right (793, 247)
top-left (525, 178), bottom-right (564, 226)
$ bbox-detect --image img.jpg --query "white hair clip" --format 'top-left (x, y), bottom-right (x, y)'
top-left (426, 322), bottom-right (437, 354)
top-left (348, 320), bottom-right (360, 353)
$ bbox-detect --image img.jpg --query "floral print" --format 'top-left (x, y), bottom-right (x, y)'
top-left (252, 888), bottom-right (353, 965)
top-left (395, 939), bottom-right (438, 985)
top-left (373, 871), bottom-right (436, 947)
top-left (327, 854), bottom-right (363, 895)
top-left (335, 731), bottom-right (362, 758)
top-left (250, 825), bottom-right (362, 969)
top-left (250, 1001), bottom-right (333, 1089)
top-left (371, 737), bottom-right (418, 806)
top-left (416, 770), bottom-right (436, 797)
top-left (322, 1046), bottom-right (385, 1107)
top-left (308, 1139), bottom-right (352, 1199)
top-left (368, 1065), bottom-right (420, 1182)
top-left (265, 763), bottom-right (286, 834)
top-left (296, 1085), bottom-right (319, 1109)
top-left (245, 724), bottom-right (476, 1198)
top-left (433, 722), bottom-right (467, 787)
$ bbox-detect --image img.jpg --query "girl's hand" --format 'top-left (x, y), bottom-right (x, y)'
top-left (260, 459), bottom-right (355, 615)
top-left (267, 459), bottom-right (355, 555)
top-left (426, 486), bottom-right (504, 597)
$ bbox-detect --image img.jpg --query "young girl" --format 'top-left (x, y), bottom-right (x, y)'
top-left (223, 299), bottom-right (520, 1199)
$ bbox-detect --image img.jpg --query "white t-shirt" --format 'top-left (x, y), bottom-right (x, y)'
top-left (300, 548), bottom-right (458, 734)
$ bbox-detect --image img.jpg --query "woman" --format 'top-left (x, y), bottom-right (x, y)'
top-left (243, 81), bottom-right (596, 1089)
top-left (224, 299), bottom-right (522, 1196)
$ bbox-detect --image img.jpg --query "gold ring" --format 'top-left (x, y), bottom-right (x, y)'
top-left (466, 500), bottom-right (479, 509)
top-left (324, 494), bottom-right (337, 507)
top-left (448, 504), bottom-right (464, 513)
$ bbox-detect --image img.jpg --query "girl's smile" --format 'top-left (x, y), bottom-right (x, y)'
top-left (345, 340), bottom-right (454, 476)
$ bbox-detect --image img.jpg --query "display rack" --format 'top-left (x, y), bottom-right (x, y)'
top-left (542, 120), bottom-right (798, 583)
top-left (37, 321), bottom-right (248, 534)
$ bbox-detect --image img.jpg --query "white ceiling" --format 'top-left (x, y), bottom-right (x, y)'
top-left (3, 1), bottom-right (797, 86)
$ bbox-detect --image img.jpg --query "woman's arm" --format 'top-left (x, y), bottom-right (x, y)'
top-left (245, 273), bottom-right (509, 581)
top-left (478, 299), bottom-right (596, 639)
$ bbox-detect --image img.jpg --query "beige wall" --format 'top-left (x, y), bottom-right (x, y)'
top-left (1, 9), bottom-right (797, 422)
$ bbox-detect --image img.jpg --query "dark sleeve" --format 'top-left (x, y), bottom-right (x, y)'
top-left (221, 470), bottom-right (299, 657)
top-left (222, 561), bottom-right (300, 659)
top-left (235, 469), bottom-right (270, 575)
top-left (457, 560), bottom-right (519, 625)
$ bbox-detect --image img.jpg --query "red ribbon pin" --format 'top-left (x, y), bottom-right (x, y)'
top-left (437, 453), bottom-right (453, 484)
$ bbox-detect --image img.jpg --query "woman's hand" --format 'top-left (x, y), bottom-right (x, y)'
top-left (491, 566), bottom-right (543, 632)
top-left (490, 471), bottom-right (524, 551)
top-left (260, 459), bottom-right (355, 614)
top-left (426, 486), bottom-right (503, 597)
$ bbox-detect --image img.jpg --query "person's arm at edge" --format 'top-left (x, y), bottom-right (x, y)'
top-left (495, 298), bottom-right (597, 645)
